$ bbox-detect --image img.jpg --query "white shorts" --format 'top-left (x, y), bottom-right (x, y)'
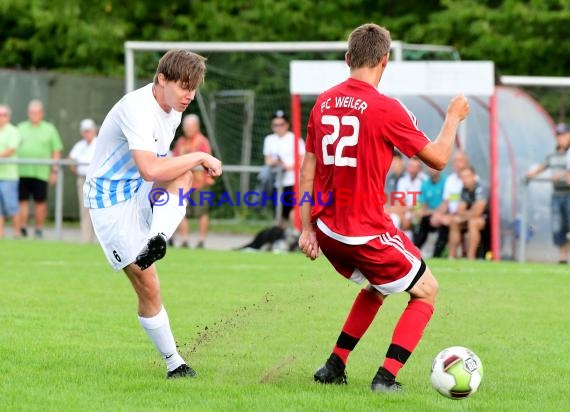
top-left (89, 181), bottom-right (154, 271)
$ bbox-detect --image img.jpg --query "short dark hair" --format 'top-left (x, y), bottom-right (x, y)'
top-left (272, 109), bottom-right (288, 122)
top-left (347, 23), bottom-right (391, 69)
top-left (154, 49), bottom-right (207, 91)
top-left (555, 122), bottom-right (568, 135)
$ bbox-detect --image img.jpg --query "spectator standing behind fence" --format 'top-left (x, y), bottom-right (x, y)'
top-left (448, 166), bottom-right (488, 260)
top-left (567, 136), bottom-right (570, 183)
top-left (525, 123), bottom-right (570, 264)
top-left (17, 100), bottom-right (63, 239)
top-left (263, 110), bottom-right (305, 228)
top-left (0, 104), bottom-right (22, 238)
top-left (171, 114), bottom-right (213, 248)
top-left (68, 119), bottom-right (98, 244)
top-left (413, 167), bottom-right (447, 257)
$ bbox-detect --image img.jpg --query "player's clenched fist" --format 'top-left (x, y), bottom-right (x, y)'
top-left (447, 94), bottom-right (470, 122)
top-left (299, 229), bottom-right (319, 260)
top-left (202, 154), bottom-right (222, 177)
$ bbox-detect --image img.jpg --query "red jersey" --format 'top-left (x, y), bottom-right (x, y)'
top-left (305, 78), bottom-right (430, 241)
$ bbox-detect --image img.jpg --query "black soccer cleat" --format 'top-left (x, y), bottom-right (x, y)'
top-left (166, 363), bottom-right (197, 379)
top-left (314, 353), bottom-right (347, 384)
top-left (371, 367), bottom-right (403, 393)
top-left (135, 233), bottom-right (167, 270)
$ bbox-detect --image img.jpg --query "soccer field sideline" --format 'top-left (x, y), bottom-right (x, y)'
top-left (0, 240), bottom-right (568, 411)
top-left (5, 222), bottom-right (564, 263)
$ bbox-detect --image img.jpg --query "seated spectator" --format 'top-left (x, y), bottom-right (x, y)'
top-left (384, 150), bottom-right (406, 228)
top-left (413, 167), bottom-right (447, 257)
top-left (434, 151), bottom-right (471, 253)
top-left (394, 157), bottom-right (426, 234)
top-left (448, 166), bottom-right (489, 260)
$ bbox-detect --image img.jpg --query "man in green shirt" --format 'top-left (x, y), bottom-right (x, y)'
top-left (17, 100), bottom-right (63, 238)
top-left (0, 104), bottom-right (22, 238)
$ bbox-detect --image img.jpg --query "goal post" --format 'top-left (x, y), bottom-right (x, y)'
top-left (124, 40), bottom-right (460, 93)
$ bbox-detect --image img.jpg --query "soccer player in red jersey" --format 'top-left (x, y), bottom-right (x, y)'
top-left (299, 23), bottom-right (469, 392)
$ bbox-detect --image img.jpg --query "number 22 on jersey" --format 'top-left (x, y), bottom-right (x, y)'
top-left (321, 115), bottom-right (360, 167)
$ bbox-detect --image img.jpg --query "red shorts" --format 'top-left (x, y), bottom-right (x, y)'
top-left (316, 227), bottom-right (426, 295)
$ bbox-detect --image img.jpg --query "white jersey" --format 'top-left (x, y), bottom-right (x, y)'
top-left (69, 137), bottom-right (97, 177)
top-left (262, 131), bottom-right (306, 188)
top-left (84, 84), bottom-right (182, 208)
top-left (442, 172), bottom-right (463, 214)
top-left (396, 172), bottom-right (427, 207)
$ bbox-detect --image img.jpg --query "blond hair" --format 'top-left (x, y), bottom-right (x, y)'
top-left (153, 49), bottom-right (207, 91)
top-left (347, 23), bottom-right (391, 69)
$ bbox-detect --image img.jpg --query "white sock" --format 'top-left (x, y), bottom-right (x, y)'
top-left (150, 193), bottom-right (186, 239)
top-left (138, 306), bottom-right (185, 371)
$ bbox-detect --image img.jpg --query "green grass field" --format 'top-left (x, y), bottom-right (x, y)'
top-left (0, 240), bottom-right (568, 412)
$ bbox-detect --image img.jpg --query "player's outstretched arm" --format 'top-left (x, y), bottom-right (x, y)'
top-left (417, 94), bottom-right (470, 171)
top-left (133, 150), bottom-right (222, 182)
top-left (299, 152), bottom-right (319, 260)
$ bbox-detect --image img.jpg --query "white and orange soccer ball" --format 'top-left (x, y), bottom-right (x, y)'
top-left (430, 346), bottom-right (483, 399)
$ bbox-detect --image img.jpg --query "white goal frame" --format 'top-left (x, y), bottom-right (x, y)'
top-left (124, 40), bottom-right (460, 92)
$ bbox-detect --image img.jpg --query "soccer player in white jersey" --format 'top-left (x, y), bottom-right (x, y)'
top-left (84, 49), bottom-right (222, 378)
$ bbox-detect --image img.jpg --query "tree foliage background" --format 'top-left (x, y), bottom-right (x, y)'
top-left (2, 0), bottom-right (569, 75)
top-left (1, 0), bottom-right (569, 117)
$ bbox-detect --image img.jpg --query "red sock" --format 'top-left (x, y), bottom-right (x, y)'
top-left (382, 299), bottom-right (434, 378)
top-left (332, 288), bottom-right (383, 365)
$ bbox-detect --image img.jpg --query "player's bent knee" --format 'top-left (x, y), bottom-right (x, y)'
top-left (126, 267), bottom-right (161, 303)
top-left (365, 283), bottom-right (385, 303)
top-left (140, 275), bottom-right (161, 299)
top-left (160, 172), bottom-right (193, 194)
top-left (468, 218), bottom-right (483, 230)
top-left (408, 267), bottom-right (438, 302)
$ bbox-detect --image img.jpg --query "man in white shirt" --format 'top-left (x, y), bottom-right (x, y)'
top-left (69, 118), bottom-right (98, 243)
top-left (85, 49), bottom-right (222, 379)
top-left (394, 157), bottom-right (426, 234)
top-left (263, 110), bottom-right (305, 227)
top-left (431, 151), bottom-right (470, 254)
